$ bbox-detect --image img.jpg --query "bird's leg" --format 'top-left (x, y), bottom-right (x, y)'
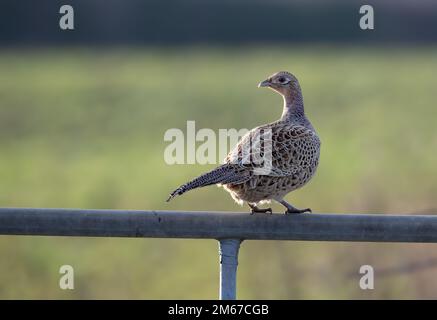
top-left (277, 199), bottom-right (311, 215)
top-left (248, 203), bottom-right (272, 215)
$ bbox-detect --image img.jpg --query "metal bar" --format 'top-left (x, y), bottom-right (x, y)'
top-left (218, 239), bottom-right (242, 300)
top-left (1, 207), bottom-right (437, 242)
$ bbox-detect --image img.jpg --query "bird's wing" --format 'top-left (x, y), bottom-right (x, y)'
top-left (225, 122), bottom-right (320, 177)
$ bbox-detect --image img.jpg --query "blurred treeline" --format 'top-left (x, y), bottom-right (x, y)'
top-left (1, 0), bottom-right (437, 45)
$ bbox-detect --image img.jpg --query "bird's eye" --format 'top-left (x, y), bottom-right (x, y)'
top-left (278, 77), bottom-right (287, 84)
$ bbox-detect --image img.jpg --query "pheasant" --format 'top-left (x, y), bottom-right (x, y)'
top-left (167, 71), bottom-right (321, 214)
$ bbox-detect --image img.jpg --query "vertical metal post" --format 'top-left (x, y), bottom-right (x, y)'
top-left (218, 238), bottom-right (242, 300)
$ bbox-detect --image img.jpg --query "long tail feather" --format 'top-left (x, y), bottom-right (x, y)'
top-left (166, 165), bottom-right (248, 202)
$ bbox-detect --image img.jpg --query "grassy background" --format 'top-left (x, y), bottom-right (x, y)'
top-left (0, 46), bottom-right (437, 298)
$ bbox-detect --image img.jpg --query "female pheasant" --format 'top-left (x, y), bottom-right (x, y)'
top-left (167, 71), bottom-right (321, 214)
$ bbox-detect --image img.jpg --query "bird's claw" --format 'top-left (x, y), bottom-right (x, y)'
top-left (285, 207), bottom-right (311, 215)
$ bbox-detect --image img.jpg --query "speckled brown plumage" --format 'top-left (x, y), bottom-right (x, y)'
top-left (167, 71), bottom-right (320, 214)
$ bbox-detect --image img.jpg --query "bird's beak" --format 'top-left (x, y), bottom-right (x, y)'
top-left (258, 79), bottom-right (271, 88)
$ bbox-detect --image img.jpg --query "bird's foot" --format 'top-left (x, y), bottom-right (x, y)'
top-left (285, 207), bottom-right (311, 215)
top-left (250, 207), bottom-right (273, 215)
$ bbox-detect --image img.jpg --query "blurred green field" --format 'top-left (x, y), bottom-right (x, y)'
top-left (0, 46), bottom-right (437, 299)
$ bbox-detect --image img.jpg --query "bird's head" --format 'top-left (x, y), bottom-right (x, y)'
top-left (258, 71), bottom-right (300, 96)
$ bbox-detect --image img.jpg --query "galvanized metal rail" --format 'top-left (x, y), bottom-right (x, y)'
top-left (1, 207), bottom-right (437, 299)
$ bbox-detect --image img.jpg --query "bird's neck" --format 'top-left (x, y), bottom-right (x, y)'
top-left (280, 88), bottom-right (306, 124)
